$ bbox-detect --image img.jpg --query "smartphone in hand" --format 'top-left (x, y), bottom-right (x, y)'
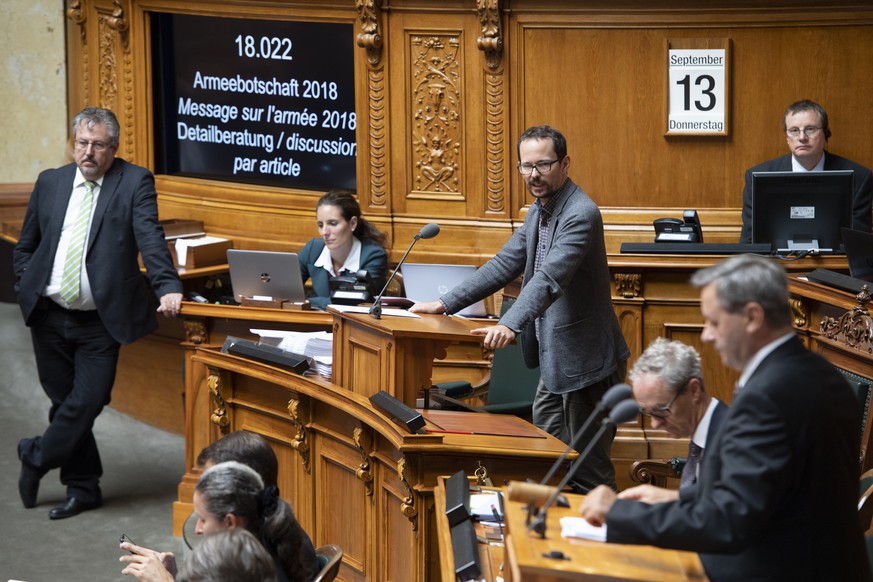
top-left (119, 534), bottom-right (136, 554)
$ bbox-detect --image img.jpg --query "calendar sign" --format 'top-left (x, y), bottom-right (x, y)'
top-left (667, 47), bottom-right (728, 135)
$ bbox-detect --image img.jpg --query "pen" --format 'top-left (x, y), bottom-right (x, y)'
top-left (491, 504), bottom-right (505, 571)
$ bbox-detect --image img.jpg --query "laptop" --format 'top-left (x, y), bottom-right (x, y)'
top-left (400, 263), bottom-right (488, 317)
top-left (227, 249), bottom-right (307, 303)
top-left (842, 227), bottom-right (873, 282)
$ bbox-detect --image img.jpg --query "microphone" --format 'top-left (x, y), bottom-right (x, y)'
top-left (368, 223), bottom-right (440, 319)
top-left (528, 398), bottom-right (640, 538)
top-left (538, 383), bottom-right (633, 487)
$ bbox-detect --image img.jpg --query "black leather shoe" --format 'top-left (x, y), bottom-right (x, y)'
top-left (17, 441), bottom-right (42, 509)
top-left (48, 496), bottom-right (103, 520)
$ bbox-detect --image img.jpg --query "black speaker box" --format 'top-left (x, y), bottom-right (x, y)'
top-left (444, 470), bottom-right (472, 527)
top-left (450, 518), bottom-right (481, 580)
top-left (221, 336), bottom-right (311, 375)
top-left (368, 391), bottom-right (425, 433)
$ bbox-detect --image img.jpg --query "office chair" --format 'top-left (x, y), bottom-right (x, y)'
top-left (313, 544), bottom-right (343, 582)
top-left (430, 297), bottom-right (540, 421)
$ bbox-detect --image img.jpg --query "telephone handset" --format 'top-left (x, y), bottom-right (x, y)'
top-left (329, 269), bottom-right (375, 305)
top-left (653, 210), bottom-right (703, 243)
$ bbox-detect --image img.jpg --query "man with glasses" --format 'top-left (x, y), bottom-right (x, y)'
top-left (623, 338), bottom-right (727, 503)
top-left (739, 99), bottom-right (873, 242)
top-left (411, 125), bottom-right (629, 493)
top-left (14, 106), bottom-right (183, 519)
top-left (580, 255), bottom-right (869, 581)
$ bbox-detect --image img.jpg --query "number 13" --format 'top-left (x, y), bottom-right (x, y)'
top-left (676, 74), bottom-right (716, 112)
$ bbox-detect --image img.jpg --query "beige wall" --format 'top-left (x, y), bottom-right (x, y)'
top-left (0, 0), bottom-right (68, 183)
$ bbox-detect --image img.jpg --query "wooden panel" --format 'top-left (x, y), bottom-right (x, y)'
top-left (60, 1), bottom-right (873, 262)
top-left (316, 431), bottom-right (370, 582)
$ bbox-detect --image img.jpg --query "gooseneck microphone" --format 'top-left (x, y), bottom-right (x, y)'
top-left (538, 383), bottom-right (633, 487)
top-left (528, 398), bottom-right (640, 538)
top-left (368, 223), bottom-right (440, 319)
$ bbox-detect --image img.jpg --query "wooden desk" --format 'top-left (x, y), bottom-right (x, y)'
top-left (175, 348), bottom-right (572, 581)
top-left (115, 301), bottom-right (333, 433)
top-left (504, 492), bottom-right (708, 582)
top-left (330, 308), bottom-right (486, 407)
top-left (433, 476), bottom-right (504, 582)
top-left (433, 478), bottom-right (708, 582)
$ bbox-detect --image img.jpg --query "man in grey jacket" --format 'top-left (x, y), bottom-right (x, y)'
top-left (411, 125), bottom-right (629, 492)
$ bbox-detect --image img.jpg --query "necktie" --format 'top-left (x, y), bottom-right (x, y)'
top-left (680, 441), bottom-right (703, 489)
top-left (59, 180), bottom-right (96, 303)
top-left (533, 206), bottom-right (550, 340)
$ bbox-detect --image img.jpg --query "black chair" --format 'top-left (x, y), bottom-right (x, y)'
top-left (430, 297), bottom-right (540, 421)
top-left (313, 544), bottom-right (343, 582)
top-left (860, 483), bottom-right (873, 531)
top-left (838, 368), bottom-right (873, 467)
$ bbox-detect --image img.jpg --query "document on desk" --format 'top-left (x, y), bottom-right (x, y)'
top-left (329, 305), bottom-right (421, 318)
top-left (559, 516), bottom-right (607, 542)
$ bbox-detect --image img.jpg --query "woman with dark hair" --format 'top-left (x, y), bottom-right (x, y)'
top-left (121, 461), bottom-right (318, 582)
top-left (298, 189), bottom-right (388, 309)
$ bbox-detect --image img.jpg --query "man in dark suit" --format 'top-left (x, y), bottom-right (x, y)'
top-left (580, 255), bottom-right (870, 581)
top-left (13, 106), bottom-right (183, 519)
top-left (624, 337), bottom-right (728, 504)
top-left (411, 125), bottom-right (630, 492)
top-left (740, 99), bottom-right (873, 243)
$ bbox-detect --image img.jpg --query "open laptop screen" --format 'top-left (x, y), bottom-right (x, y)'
top-left (400, 263), bottom-right (488, 317)
top-left (227, 249), bottom-right (307, 303)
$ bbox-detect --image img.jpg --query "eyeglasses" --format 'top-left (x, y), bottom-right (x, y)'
top-left (785, 126), bottom-right (822, 139)
top-left (74, 139), bottom-right (110, 152)
top-left (640, 387), bottom-right (685, 419)
top-left (518, 159), bottom-right (561, 176)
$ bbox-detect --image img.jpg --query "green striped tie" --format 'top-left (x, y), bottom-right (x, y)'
top-left (59, 180), bottom-right (96, 303)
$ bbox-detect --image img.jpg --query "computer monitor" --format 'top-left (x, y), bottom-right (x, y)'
top-left (751, 170), bottom-right (854, 253)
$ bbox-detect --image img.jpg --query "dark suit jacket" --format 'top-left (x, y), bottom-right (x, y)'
top-left (298, 237), bottom-right (387, 310)
top-left (13, 159), bottom-right (182, 344)
top-left (740, 152), bottom-right (873, 243)
top-left (440, 179), bottom-right (629, 392)
top-left (606, 337), bottom-right (870, 582)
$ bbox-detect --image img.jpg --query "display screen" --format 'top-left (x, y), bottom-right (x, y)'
top-left (152, 13), bottom-right (356, 191)
top-left (751, 170), bottom-right (854, 253)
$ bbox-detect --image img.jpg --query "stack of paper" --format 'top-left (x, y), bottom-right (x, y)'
top-left (251, 330), bottom-right (334, 379)
top-left (312, 356), bottom-right (332, 379)
top-left (559, 516), bottom-right (607, 542)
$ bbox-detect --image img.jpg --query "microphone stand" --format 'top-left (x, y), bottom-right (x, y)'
top-left (368, 223), bottom-right (439, 319)
top-left (528, 399), bottom-right (640, 539)
top-left (538, 384), bottom-right (632, 487)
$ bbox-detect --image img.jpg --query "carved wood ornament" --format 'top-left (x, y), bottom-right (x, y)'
top-left (355, 0), bottom-right (383, 66)
top-left (287, 399), bottom-right (311, 474)
top-left (790, 297), bottom-right (808, 330)
top-left (476, 0), bottom-right (503, 70)
top-left (614, 273), bottom-right (642, 298)
top-left (66, 0), bottom-right (87, 41)
top-left (411, 35), bottom-right (462, 196)
top-left (477, 0), bottom-right (507, 214)
top-left (207, 372), bottom-right (230, 434)
top-left (354, 0), bottom-right (387, 208)
top-left (353, 426), bottom-right (374, 497)
top-left (397, 457), bottom-right (418, 530)
top-left (821, 285), bottom-right (873, 353)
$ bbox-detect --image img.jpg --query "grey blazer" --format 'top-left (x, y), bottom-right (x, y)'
top-left (440, 179), bottom-right (629, 393)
